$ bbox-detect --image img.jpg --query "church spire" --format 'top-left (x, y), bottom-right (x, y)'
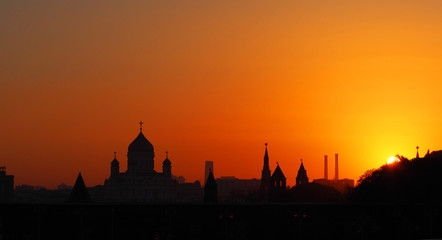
top-left (264, 143), bottom-right (269, 166)
top-left (416, 146), bottom-right (420, 159)
top-left (296, 159), bottom-right (309, 185)
top-left (260, 143), bottom-right (271, 191)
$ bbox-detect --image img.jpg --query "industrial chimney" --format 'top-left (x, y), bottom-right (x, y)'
top-left (335, 153), bottom-right (339, 180)
top-left (324, 155), bottom-right (328, 180)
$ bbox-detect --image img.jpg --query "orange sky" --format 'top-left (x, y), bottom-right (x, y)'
top-left (1, 1), bottom-right (442, 188)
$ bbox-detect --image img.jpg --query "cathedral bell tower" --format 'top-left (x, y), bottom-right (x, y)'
top-left (111, 152), bottom-right (119, 177)
top-left (162, 151), bottom-right (172, 178)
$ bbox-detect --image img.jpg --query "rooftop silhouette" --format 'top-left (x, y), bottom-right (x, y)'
top-left (68, 172), bottom-right (91, 203)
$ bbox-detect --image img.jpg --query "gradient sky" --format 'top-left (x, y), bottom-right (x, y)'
top-left (2, 1), bottom-right (442, 188)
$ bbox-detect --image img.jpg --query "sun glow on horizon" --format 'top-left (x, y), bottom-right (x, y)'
top-left (387, 156), bottom-right (400, 164)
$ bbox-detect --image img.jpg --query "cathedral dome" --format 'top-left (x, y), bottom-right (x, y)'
top-left (128, 132), bottom-right (154, 152)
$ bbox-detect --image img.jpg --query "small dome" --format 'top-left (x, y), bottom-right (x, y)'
top-left (128, 132), bottom-right (154, 152)
top-left (163, 157), bottom-right (171, 165)
top-left (111, 158), bottom-right (119, 166)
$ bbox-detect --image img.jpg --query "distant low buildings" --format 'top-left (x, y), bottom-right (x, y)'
top-left (0, 166), bottom-right (14, 202)
top-left (312, 178), bottom-right (354, 194)
top-left (177, 181), bottom-right (202, 202)
top-left (216, 176), bottom-right (260, 202)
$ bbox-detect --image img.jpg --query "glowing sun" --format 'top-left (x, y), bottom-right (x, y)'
top-left (387, 156), bottom-right (400, 164)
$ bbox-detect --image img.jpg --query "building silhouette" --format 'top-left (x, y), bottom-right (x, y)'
top-left (260, 143), bottom-right (271, 191)
top-left (104, 122), bottom-right (178, 202)
top-left (216, 176), bottom-right (260, 202)
top-left (270, 163), bottom-right (286, 190)
top-left (296, 160), bottom-right (309, 185)
top-left (204, 161), bottom-right (213, 185)
top-left (204, 170), bottom-right (217, 203)
top-left (0, 167), bottom-right (14, 202)
top-left (68, 172), bottom-right (91, 202)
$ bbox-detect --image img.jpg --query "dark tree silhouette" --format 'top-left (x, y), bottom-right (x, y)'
top-left (351, 151), bottom-right (442, 203)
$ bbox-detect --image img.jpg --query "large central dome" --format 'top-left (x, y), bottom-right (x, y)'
top-left (128, 132), bottom-right (154, 152)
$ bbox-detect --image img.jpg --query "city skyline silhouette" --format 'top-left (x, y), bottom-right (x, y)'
top-left (2, 1), bottom-right (442, 238)
top-left (2, 1), bottom-right (442, 189)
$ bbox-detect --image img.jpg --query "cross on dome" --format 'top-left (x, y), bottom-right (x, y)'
top-left (139, 121), bottom-right (143, 132)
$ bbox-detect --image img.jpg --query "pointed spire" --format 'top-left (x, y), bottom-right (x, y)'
top-left (68, 172), bottom-right (91, 202)
top-left (114, 151), bottom-right (117, 159)
top-left (299, 159), bottom-right (305, 171)
top-left (204, 168), bottom-right (218, 203)
top-left (263, 143), bottom-right (269, 167)
top-left (166, 151), bottom-right (168, 158)
top-left (416, 146), bottom-right (420, 159)
top-left (264, 143), bottom-right (268, 158)
top-left (260, 142), bottom-right (272, 192)
top-left (296, 160), bottom-right (309, 185)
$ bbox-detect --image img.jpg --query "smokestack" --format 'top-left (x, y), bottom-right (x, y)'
top-left (324, 155), bottom-right (328, 180)
top-left (335, 153), bottom-right (339, 180)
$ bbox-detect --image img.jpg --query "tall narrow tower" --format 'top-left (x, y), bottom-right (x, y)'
top-left (335, 153), bottom-right (339, 180)
top-left (260, 143), bottom-right (271, 191)
top-left (111, 152), bottom-right (119, 177)
top-left (162, 151), bottom-right (171, 178)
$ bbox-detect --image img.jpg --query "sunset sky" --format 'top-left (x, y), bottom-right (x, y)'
top-left (1, 1), bottom-right (442, 188)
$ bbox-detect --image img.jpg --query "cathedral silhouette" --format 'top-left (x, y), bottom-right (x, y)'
top-left (104, 122), bottom-right (178, 202)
